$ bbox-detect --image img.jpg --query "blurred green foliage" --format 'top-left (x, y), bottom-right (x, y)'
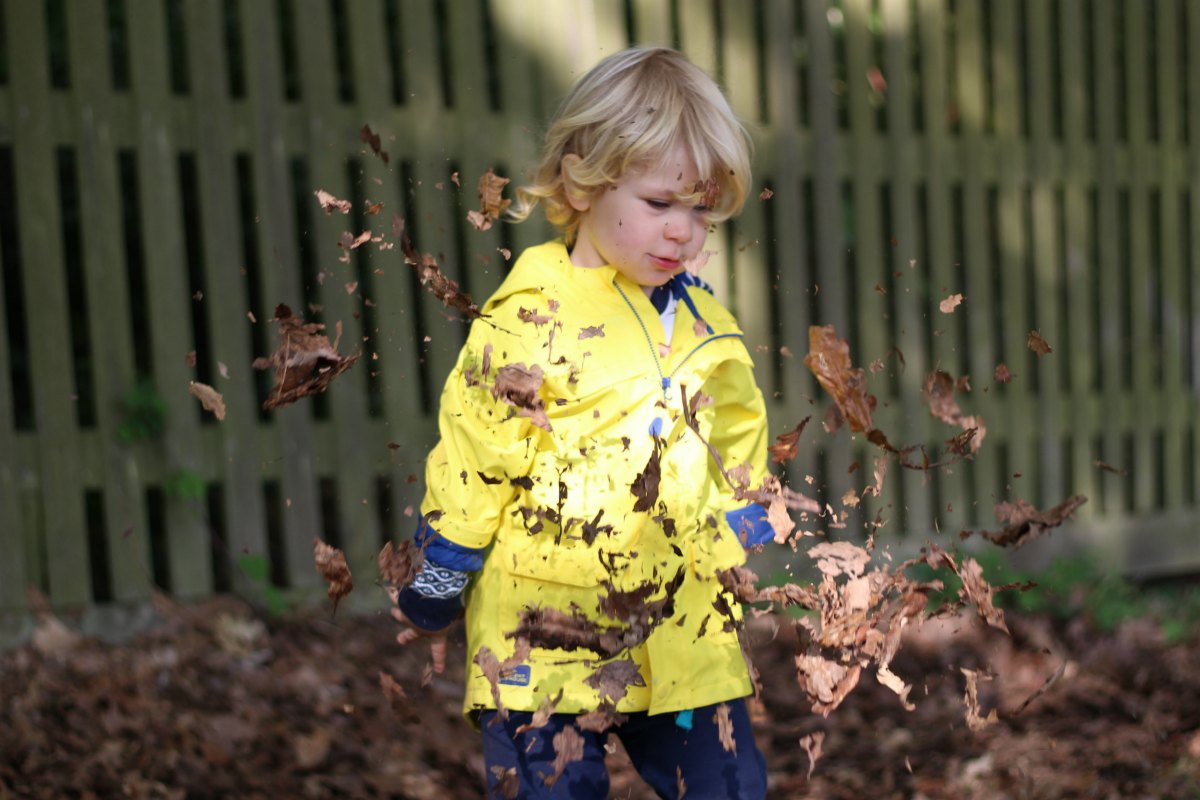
top-left (237, 554), bottom-right (290, 616)
top-left (910, 548), bottom-right (1200, 644)
top-left (116, 378), bottom-right (167, 443)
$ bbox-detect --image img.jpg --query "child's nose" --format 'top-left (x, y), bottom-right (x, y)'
top-left (664, 214), bottom-right (693, 243)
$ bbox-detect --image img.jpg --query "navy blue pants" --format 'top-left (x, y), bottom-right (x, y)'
top-left (480, 698), bottom-right (767, 799)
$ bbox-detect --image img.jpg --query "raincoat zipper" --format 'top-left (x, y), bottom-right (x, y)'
top-left (614, 281), bottom-right (743, 402)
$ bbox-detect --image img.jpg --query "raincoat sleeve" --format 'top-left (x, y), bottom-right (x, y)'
top-left (703, 356), bottom-right (773, 547)
top-left (419, 309), bottom-right (542, 552)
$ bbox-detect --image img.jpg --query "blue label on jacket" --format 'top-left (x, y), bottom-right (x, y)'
top-left (499, 664), bottom-right (532, 686)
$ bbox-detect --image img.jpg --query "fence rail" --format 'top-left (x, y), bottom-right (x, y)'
top-left (1, 0), bottom-right (1197, 643)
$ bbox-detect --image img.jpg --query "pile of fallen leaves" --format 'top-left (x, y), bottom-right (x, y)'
top-left (3, 597), bottom-right (1199, 799)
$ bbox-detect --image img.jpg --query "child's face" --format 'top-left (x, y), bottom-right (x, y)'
top-left (568, 147), bottom-right (711, 293)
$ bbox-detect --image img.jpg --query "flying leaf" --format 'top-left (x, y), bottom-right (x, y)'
top-left (768, 417), bottom-right (811, 464)
top-left (994, 362), bottom-right (1012, 383)
top-left (359, 124), bottom-right (390, 165)
top-left (252, 304), bottom-right (359, 410)
top-left (377, 540), bottom-right (424, 589)
top-left (804, 325), bottom-right (875, 433)
top-left (1027, 330), bottom-right (1053, 356)
top-left (681, 249), bottom-right (716, 277)
top-left (800, 731), bottom-right (825, 780)
top-left (314, 189), bottom-right (351, 215)
top-left (939, 293), bottom-right (964, 313)
top-left (467, 168), bottom-right (512, 231)
top-left (396, 215), bottom-right (484, 318)
top-left (188, 381), bottom-right (226, 421)
top-left (979, 494), bottom-right (1088, 548)
top-left (962, 667), bottom-right (999, 730)
top-left (313, 538), bottom-right (352, 612)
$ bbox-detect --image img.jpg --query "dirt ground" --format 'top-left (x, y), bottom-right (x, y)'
top-left (2, 594), bottom-right (1199, 799)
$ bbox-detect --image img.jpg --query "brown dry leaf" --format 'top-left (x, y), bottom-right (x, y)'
top-left (312, 538), bottom-right (352, 612)
top-left (1027, 329), bottom-right (1053, 356)
top-left (314, 189), bottom-right (351, 215)
top-left (676, 766), bottom-right (687, 798)
top-left (188, 381), bottom-right (226, 421)
top-left (578, 325), bottom-right (605, 340)
top-left (981, 494), bottom-right (1088, 548)
top-left (490, 767), bottom-right (520, 799)
top-left (1094, 460), bottom-right (1127, 476)
top-left (962, 667), bottom-right (999, 730)
top-left (939, 293), bottom-right (964, 313)
top-left (517, 307), bottom-right (553, 326)
top-left (293, 728), bottom-right (332, 769)
top-left (759, 187), bottom-right (774, 200)
top-left (681, 249), bottom-right (715, 277)
top-left (514, 689), bottom-right (564, 735)
top-left (377, 540), bottom-right (424, 590)
top-left (922, 370), bottom-right (985, 453)
top-left (994, 362), bottom-right (1012, 384)
top-left (473, 641), bottom-right (532, 720)
top-left (467, 168), bottom-right (512, 231)
top-left (251, 304), bottom-right (359, 410)
top-left (544, 726), bottom-right (585, 788)
top-left (803, 325), bottom-right (875, 432)
top-left (957, 557), bottom-right (1009, 634)
top-left (767, 498), bottom-right (795, 544)
top-left (876, 665), bottom-right (915, 710)
top-left (493, 363), bottom-right (552, 432)
top-left (396, 215), bottom-right (483, 318)
top-left (185, 350), bottom-right (197, 367)
top-left (799, 731), bottom-right (825, 780)
top-left (796, 655), bottom-right (862, 717)
top-left (808, 541), bottom-right (871, 580)
top-left (713, 703), bottom-right (736, 754)
top-left (359, 124), bottom-right (390, 165)
top-left (630, 437), bottom-right (663, 513)
top-left (768, 417), bottom-right (811, 465)
top-left (379, 671), bottom-right (419, 723)
top-left (583, 658), bottom-right (645, 706)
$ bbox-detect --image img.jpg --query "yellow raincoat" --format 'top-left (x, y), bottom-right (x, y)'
top-left (421, 240), bottom-right (768, 717)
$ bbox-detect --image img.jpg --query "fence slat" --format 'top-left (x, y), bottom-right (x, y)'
top-left (881, 0), bottom-right (933, 535)
top-left (1019, 0), bottom-right (1063, 509)
top-left (126, 0), bottom-right (213, 599)
top-left (68, 0), bottom-right (153, 603)
top-left (1058, 0), bottom-right (1101, 519)
top-left (183, 0), bottom-right (270, 594)
top-left (1124, 0), bottom-right (1158, 514)
top-left (1156, 0), bottom-right (1186, 512)
top-left (8, 1), bottom-right (90, 606)
top-left (1092, 0), bottom-right (1127, 518)
top-left (239, 0), bottom-right (324, 593)
top-left (342, 0), bottom-right (428, 534)
top-left (292, 0), bottom-right (382, 582)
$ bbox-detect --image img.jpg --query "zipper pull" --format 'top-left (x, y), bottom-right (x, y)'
top-left (661, 376), bottom-right (671, 396)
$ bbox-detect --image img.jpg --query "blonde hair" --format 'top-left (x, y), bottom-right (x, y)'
top-left (510, 47), bottom-right (752, 245)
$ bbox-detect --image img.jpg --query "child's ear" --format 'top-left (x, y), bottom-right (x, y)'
top-left (560, 154), bottom-right (591, 212)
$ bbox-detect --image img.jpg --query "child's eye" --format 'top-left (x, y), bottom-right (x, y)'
top-left (693, 205), bottom-right (712, 214)
top-left (645, 199), bottom-right (670, 210)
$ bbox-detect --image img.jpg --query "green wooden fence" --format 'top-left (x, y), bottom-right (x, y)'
top-left (1, 0), bottom-right (1197, 644)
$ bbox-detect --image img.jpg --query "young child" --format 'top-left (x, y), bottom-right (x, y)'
top-left (393, 46), bottom-right (775, 798)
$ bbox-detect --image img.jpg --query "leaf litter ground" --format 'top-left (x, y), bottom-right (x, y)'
top-left (3, 596), bottom-right (1199, 799)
